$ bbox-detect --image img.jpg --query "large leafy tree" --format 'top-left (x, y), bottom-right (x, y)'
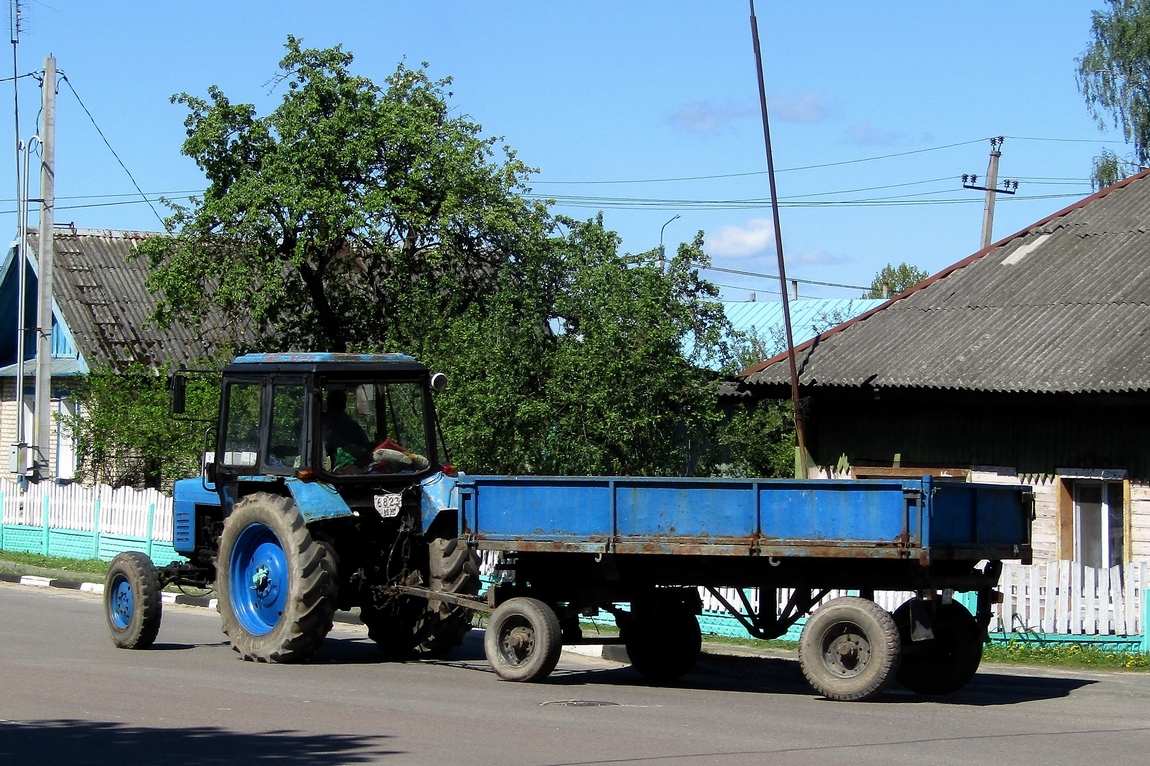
top-left (118, 37), bottom-right (744, 481)
top-left (139, 36), bottom-right (547, 352)
top-left (1077, 0), bottom-right (1150, 187)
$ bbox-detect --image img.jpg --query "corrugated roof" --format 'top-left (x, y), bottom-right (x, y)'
top-left (741, 169), bottom-right (1150, 394)
top-left (724, 298), bottom-right (885, 346)
top-left (25, 228), bottom-right (247, 372)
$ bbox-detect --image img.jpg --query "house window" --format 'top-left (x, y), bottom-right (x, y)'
top-left (1057, 470), bottom-right (1128, 566)
top-left (1073, 481), bottom-right (1124, 569)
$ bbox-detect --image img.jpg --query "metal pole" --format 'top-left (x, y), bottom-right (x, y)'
top-left (15, 136), bottom-right (38, 473)
top-left (33, 55), bottom-right (55, 479)
top-left (748, 1), bottom-right (808, 476)
top-left (658, 214), bottom-right (680, 273)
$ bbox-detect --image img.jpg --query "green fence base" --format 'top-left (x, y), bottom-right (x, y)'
top-left (0, 523), bottom-right (180, 567)
top-left (988, 632), bottom-right (1142, 653)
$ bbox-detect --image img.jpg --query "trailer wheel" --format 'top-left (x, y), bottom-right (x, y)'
top-left (798, 596), bottom-right (900, 701)
top-left (893, 599), bottom-right (983, 695)
top-left (622, 600), bottom-right (702, 683)
top-left (485, 597), bottom-right (562, 682)
top-left (217, 493), bottom-right (336, 663)
top-left (104, 552), bottom-right (163, 649)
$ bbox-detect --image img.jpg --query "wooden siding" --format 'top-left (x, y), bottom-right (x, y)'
top-left (1133, 482), bottom-right (1150, 560)
top-left (805, 389), bottom-right (1150, 482)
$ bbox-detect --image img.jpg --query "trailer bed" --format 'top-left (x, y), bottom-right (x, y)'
top-left (458, 475), bottom-right (1032, 564)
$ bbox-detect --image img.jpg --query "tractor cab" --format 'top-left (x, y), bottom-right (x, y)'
top-left (209, 353), bottom-right (448, 488)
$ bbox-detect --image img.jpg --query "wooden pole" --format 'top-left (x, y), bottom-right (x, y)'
top-left (748, 2), bottom-right (808, 476)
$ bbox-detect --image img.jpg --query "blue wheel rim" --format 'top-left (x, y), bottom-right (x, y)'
top-left (109, 573), bottom-right (134, 631)
top-left (229, 522), bottom-right (288, 636)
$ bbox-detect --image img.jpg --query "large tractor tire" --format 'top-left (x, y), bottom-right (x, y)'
top-left (217, 493), bottom-right (337, 663)
top-left (361, 537), bottom-right (480, 659)
top-left (104, 552), bottom-right (163, 649)
top-left (798, 596), bottom-right (901, 701)
top-left (412, 537), bottom-right (481, 657)
top-left (893, 599), bottom-right (983, 695)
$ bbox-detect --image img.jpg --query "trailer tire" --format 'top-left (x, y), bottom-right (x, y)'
top-left (622, 600), bottom-right (702, 683)
top-left (893, 599), bottom-right (983, 695)
top-left (486, 597), bottom-right (563, 682)
top-left (104, 552), bottom-right (163, 649)
top-left (217, 493), bottom-right (336, 663)
top-left (798, 596), bottom-right (900, 701)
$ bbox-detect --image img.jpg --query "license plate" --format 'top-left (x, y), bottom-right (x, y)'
top-left (374, 493), bottom-right (404, 518)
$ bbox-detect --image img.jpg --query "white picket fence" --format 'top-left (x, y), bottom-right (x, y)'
top-left (481, 551), bottom-right (1145, 638)
top-left (994, 560), bottom-right (1146, 636)
top-left (0, 478), bottom-right (174, 543)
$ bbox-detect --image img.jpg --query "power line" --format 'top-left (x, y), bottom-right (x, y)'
top-left (533, 135), bottom-right (1129, 187)
top-left (535, 138), bottom-right (990, 185)
top-left (695, 263), bottom-right (868, 291)
top-left (532, 191), bottom-right (1084, 211)
top-left (1006, 135), bottom-right (1128, 145)
top-left (0, 189), bottom-right (201, 204)
top-left (58, 71), bottom-right (167, 228)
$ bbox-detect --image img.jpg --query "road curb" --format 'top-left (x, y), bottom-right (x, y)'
top-left (565, 642), bottom-right (631, 663)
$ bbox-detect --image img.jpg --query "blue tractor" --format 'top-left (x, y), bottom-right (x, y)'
top-left (103, 353), bottom-right (480, 662)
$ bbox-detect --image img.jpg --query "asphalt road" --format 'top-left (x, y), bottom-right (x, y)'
top-left (2, 581), bottom-right (1149, 766)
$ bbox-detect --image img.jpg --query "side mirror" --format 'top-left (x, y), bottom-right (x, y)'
top-left (429, 372), bottom-right (448, 392)
top-left (170, 373), bottom-right (187, 414)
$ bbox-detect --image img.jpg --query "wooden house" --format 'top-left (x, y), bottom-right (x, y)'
top-left (1, 228), bottom-right (242, 481)
top-left (740, 170), bottom-right (1150, 566)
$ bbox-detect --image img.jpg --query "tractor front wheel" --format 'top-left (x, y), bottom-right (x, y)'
top-left (104, 552), bottom-right (162, 649)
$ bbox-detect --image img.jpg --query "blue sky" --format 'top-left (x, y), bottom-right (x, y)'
top-left (3, 1), bottom-right (1128, 300)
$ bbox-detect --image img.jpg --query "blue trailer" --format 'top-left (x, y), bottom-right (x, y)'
top-left (101, 354), bottom-right (1032, 702)
top-left (454, 474), bottom-right (1031, 699)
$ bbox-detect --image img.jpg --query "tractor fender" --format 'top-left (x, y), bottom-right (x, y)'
top-left (282, 477), bottom-right (353, 522)
top-left (420, 471), bottom-right (463, 534)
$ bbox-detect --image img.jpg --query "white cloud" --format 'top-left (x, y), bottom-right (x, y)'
top-left (771, 91), bottom-right (831, 123)
top-left (667, 99), bottom-right (755, 134)
top-left (846, 121), bottom-right (906, 146)
top-left (789, 249), bottom-right (849, 267)
top-left (706, 218), bottom-right (775, 257)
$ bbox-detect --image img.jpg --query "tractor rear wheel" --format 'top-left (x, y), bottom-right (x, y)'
top-left (411, 537), bottom-right (480, 657)
top-left (362, 537), bottom-right (480, 659)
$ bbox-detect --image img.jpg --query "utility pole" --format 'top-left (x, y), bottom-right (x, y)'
top-left (962, 136), bottom-right (1018, 250)
top-left (32, 54), bottom-right (55, 480)
top-left (749, 0), bottom-right (809, 477)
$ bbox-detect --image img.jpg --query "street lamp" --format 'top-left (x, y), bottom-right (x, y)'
top-left (658, 214), bottom-right (680, 273)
